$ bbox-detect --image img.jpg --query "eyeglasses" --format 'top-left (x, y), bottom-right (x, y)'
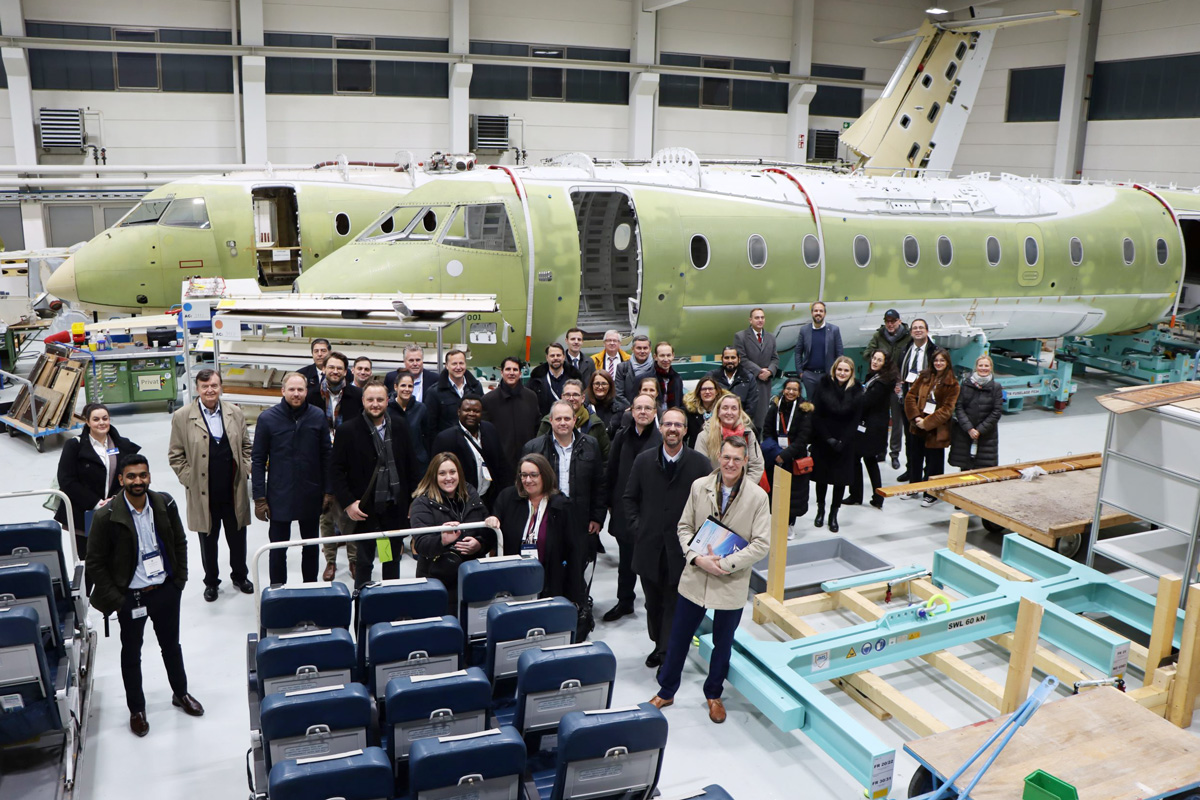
top-left (519, 473), bottom-right (541, 481)
top-left (661, 421), bottom-right (685, 429)
top-left (719, 456), bottom-right (745, 465)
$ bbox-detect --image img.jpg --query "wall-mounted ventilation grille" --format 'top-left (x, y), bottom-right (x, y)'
top-left (39, 108), bottom-right (85, 149)
top-left (471, 115), bottom-right (510, 151)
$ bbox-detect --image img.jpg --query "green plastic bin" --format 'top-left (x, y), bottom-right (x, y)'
top-left (1024, 770), bottom-right (1078, 800)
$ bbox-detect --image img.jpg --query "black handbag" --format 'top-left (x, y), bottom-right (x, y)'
top-left (576, 555), bottom-right (597, 642)
top-left (426, 549), bottom-right (464, 583)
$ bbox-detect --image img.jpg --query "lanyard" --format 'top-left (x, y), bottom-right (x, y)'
top-left (524, 497), bottom-right (547, 544)
top-left (546, 372), bottom-right (562, 401)
top-left (779, 400), bottom-right (796, 435)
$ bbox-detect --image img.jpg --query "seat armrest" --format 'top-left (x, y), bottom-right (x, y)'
top-left (54, 656), bottom-right (70, 695)
top-left (71, 563), bottom-right (85, 595)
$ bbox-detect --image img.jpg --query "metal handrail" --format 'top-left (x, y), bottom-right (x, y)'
top-left (0, 488), bottom-right (77, 560)
top-left (250, 521), bottom-right (492, 630)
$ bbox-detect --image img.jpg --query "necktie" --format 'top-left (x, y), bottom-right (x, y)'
top-left (757, 331), bottom-right (762, 345)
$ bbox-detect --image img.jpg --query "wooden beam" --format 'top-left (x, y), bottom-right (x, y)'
top-left (877, 452), bottom-right (1102, 498)
top-left (1167, 583), bottom-right (1200, 727)
top-left (964, 548), bottom-right (1034, 582)
top-left (781, 592), bottom-right (838, 615)
top-left (1147, 574), bottom-right (1184, 672)
top-left (843, 671), bottom-right (949, 737)
top-left (947, 512), bottom-right (969, 555)
top-left (1002, 598), bottom-right (1045, 713)
top-left (765, 466), bottom-right (791, 604)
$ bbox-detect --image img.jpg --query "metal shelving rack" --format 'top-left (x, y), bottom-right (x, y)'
top-left (1087, 401), bottom-right (1200, 607)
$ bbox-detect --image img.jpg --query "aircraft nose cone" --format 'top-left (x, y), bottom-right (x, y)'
top-left (45, 255), bottom-right (78, 302)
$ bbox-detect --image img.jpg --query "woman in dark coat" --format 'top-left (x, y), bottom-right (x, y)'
top-left (764, 378), bottom-right (813, 533)
top-left (55, 402), bottom-right (141, 556)
top-left (586, 370), bottom-right (619, 434)
top-left (682, 376), bottom-right (726, 448)
top-left (949, 354), bottom-right (1004, 471)
top-left (846, 350), bottom-right (898, 509)
top-left (389, 372), bottom-right (434, 473)
top-left (409, 452), bottom-right (495, 613)
top-left (486, 453), bottom-right (580, 605)
top-left (810, 357), bottom-right (863, 533)
top-left (904, 348), bottom-right (961, 506)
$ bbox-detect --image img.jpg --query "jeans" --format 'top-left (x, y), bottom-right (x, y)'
top-left (656, 595), bottom-right (741, 700)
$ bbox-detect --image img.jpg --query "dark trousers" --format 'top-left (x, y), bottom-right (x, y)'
top-left (641, 562), bottom-right (677, 659)
top-left (909, 441), bottom-right (946, 497)
top-left (815, 482), bottom-right (843, 513)
top-left (888, 391), bottom-right (905, 458)
top-left (800, 370), bottom-right (822, 404)
top-left (268, 517), bottom-right (320, 586)
top-left (847, 455), bottom-right (883, 505)
top-left (198, 501), bottom-right (248, 589)
top-left (614, 534), bottom-right (637, 608)
top-left (657, 595), bottom-right (740, 700)
top-left (117, 582), bottom-right (187, 713)
top-left (352, 516), bottom-right (403, 589)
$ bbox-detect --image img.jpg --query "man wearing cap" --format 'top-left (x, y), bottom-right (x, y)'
top-left (866, 310), bottom-right (912, 469)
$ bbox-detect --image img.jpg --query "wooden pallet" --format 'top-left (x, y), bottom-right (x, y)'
top-left (1096, 380), bottom-right (1200, 414)
top-left (876, 453), bottom-right (1102, 498)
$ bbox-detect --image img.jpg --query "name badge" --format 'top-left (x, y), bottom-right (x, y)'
top-left (857, 424), bottom-right (867, 433)
top-left (131, 606), bottom-right (148, 619)
top-left (106, 447), bottom-right (120, 456)
top-left (777, 435), bottom-right (789, 448)
top-left (143, 550), bottom-right (165, 579)
top-left (906, 371), bottom-right (919, 384)
top-left (923, 400), bottom-right (937, 415)
top-left (520, 543), bottom-right (538, 559)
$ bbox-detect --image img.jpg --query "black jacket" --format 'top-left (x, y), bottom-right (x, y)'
top-left (388, 398), bottom-right (433, 473)
top-left (708, 366), bottom-right (760, 417)
top-left (86, 489), bottom-right (188, 615)
top-left (948, 378), bottom-right (1004, 469)
top-left (409, 489), bottom-right (493, 600)
top-left (624, 446), bottom-right (712, 584)
top-left (811, 375), bottom-right (864, 487)
top-left (526, 362), bottom-right (583, 416)
top-left (482, 381), bottom-right (542, 477)
top-left (430, 422), bottom-right (511, 510)
top-left (564, 352), bottom-right (594, 387)
top-left (491, 488), bottom-right (579, 604)
top-left (384, 368), bottom-right (440, 401)
top-left (424, 369), bottom-right (484, 434)
top-left (251, 399), bottom-right (332, 521)
top-left (856, 372), bottom-right (896, 457)
top-left (298, 362), bottom-right (321, 392)
top-left (305, 382), bottom-right (363, 433)
top-left (523, 431), bottom-right (607, 555)
top-left (330, 413), bottom-right (421, 529)
top-left (535, 407), bottom-right (612, 463)
top-left (764, 398), bottom-right (814, 465)
top-left (55, 425), bottom-right (140, 532)
top-left (605, 422), bottom-right (662, 542)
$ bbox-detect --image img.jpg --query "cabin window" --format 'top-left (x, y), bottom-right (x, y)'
top-left (119, 195), bottom-right (175, 226)
top-left (927, 102), bottom-right (940, 122)
top-left (986, 236), bottom-right (1001, 266)
top-left (1024, 236), bottom-right (1039, 266)
top-left (747, 234), bottom-right (767, 268)
top-left (802, 234), bottom-right (820, 268)
top-left (955, 41), bottom-right (968, 61)
top-left (907, 142), bottom-right (921, 162)
top-left (921, 73), bottom-right (933, 89)
top-left (1069, 237), bottom-right (1083, 266)
top-left (1123, 237), bottom-right (1135, 265)
top-left (903, 235), bottom-right (919, 267)
top-left (937, 235), bottom-right (953, 266)
top-left (334, 212), bottom-right (351, 236)
top-left (159, 197), bottom-right (211, 229)
top-left (945, 62), bottom-right (958, 81)
top-left (1157, 238), bottom-right (1169, 265)
top-left (358, 205), bottom-right (450, 242)
top-left (899, 114), bottom-right (911, 129)
top-left (690, 234), bottom-right (710, 269)
top-left (440, 203), bottom-right (518, 252)
top-left (853, 235), bottom-right (871, 268)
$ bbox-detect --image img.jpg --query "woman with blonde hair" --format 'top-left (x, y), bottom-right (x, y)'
top-left (810, 356), bottom-right (863, 532)
top-left (683, 375), bottom-right (729, 447)
top-left (694, 393), bottom-right (765, 485)
top-left (948, 353), bottom-right (1003, 471)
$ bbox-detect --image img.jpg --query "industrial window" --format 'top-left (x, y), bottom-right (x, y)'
top-left (530, 46), bottom-right (565, 100)
top-left (440, 204), bottom-right (517, 252)
top-left (160, 29), bottom-right (233, 93)
top-left (565, 47), bottom-right (630, 105)
top-left (1123, 237), bottom-right (1136, 265)
top-left (113, 29), bottom-right (160, 89)
top-left (903, 235), bottom-right (920, 267)
top-left (701, 57), bottom-right (733, 108)
top-left (159, 197), bottom-right (211, 229)
top-left (853, 235), bottom-right (871, 268)
top-left (335, 38), bottom-right (373, 94)
top-left (986, 236), bottom-right (1001, 266)
top-left (690, 234), bottom-right (710, 269)
top-left (747, 234), bottom-right (767, 268)
top-left (1090, 53), bottom-right (1200, 120)
top-left (27, 22), bottom-right (116, 91)
top-left (359, 205), bottom-right (449, 242)
top-left (1006, 65), bottom-right (1065, 122)
top-left (811, 64), bottom-right (864, 118)
top-left (1157, 238), bottom-right (1169, 265)
top-left (1024, 236), bottom-right (1039, 266)
top-left (732, 58), bottom-right (788, 113)
top-left (937, 235), bottom-right (953, 267)
top-left (334, 213), bottom-right (351, 236)
top-left (469, 41), bottom-right (529, 99)
top-left (469, 41), bottom-right (627, 104)
top-left (376, 37), bottom-right (450, 98)
top-left (661, 54), bottom-right (790, 113)
top-left (659, 53), bottom-right (701, 108)
top-left (1069, 237), bottom-right (1083, 266)
top-left (265, 33), bottom-right (334, 94)
top-left (802, 234), bottom-right (820, 268)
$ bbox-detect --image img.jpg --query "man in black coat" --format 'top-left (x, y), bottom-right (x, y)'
top-left (651, 342), bottom-right (685, 414)
top-left (708, 346), bottom-right (760, 420)
top-left (384, 344), bottom-right (441, 403)
top-left (297, 338), bottom-right (330, 391)
top-left (527, 342), bottom-right (582, 416)
top-left (624, 407), bottom-right (712, 668)
top-left (431, 394), bottom-right (510, 510)
top-left (305, 350), bottom-right (362, 580)
top-left (425, 349), bottom-right (484, 433)
top-left (331, 382), bottom-right (421, 588)
top-left (251, 373), bottom-right (332, 585)
top-left (564, 327), bottom-right (595, 386)
top-left (482, 356), bottom-right (541, 480)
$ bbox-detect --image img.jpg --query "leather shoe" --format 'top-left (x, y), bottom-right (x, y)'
top-left (602, 603), bottom-right (634, 622)
top-left (322, 563), bottom-right (336, 582)
top-left (841, 496), bottom-right (861, 506)
top-left (707, 698), bottom-right (727, 724)
top-left (891, 457), bottom-right (901, 470)
top-left (203, 586), bottom-right (217, 603)
top-left (235, 579), bottom-right (255, 594)
top-left (645, 652), bottom-right (663, 668)
top-left (648, 695), bottom-right (673, 709)
top-left (129, 711), bottom-right (149, 737)
top-left (870, 496), bottom-right (885, 510)
top-left (897, 469), bottom-right (910, 481)
top-left (828, 511), bottom-right (840, 534)
top-left (172, 694), bottom-right (205, 717)
top-left (813, 509), bottom-right (825, 528)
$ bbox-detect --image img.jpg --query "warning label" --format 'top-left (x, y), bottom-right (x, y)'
top-left (847, 647), bottom-right (857, 658)
top-left (947, 613), bottom-right (988, 631)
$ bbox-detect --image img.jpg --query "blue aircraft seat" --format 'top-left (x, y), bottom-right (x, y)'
top-left (259, 683), bottom-right (374, 774)
top-left (383, 667), bottom-right (492, 769)
top-left (355, 578), bottom-right (448, 668)
top-left (260, 583), bottom-right (353, 637)
top-left (0, 562), bottom-right (64, 659)
top-left (268, 746), bottom-right (393, 800)
top-left (533, 703), bottom-right (668, 800)
top-left (255, 628), bottom-right (356, 699)
top-left (458, 557), bottom-right (543, 646)
top-left (365, 615), bottom-right (462, 700)
top-left (0, 520), bottom-right (74, 611)
top-left (484, 598), bottom-right (575, 701)
top-left (0, 606), bottom-right (63, 746)
top-left (407, 725), bottom-right (526, 800)
top-left (509, 642), bottom-right (616, 740)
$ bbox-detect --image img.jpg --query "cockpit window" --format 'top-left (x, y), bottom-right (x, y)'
top-left (357, 205), bottom-right (450, 242)
top-left (159, 197), bottom-right (211, 229)
top-left (117, 195), bottom-right (175, 226)
top-left (439, 203), bottom-right (517, 252)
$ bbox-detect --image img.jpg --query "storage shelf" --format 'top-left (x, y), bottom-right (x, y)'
top-left (1093, 528), bottom-right (1195, 582)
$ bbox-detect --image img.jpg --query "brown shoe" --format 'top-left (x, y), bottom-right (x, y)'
top-left (707, 698), bottom-right (726, 724)
top-left (129, 711), bottom-right (149, 737)
top-left (322, 563), bottom-right (336, 582)
top-left (648, 695), bottom-right (673, 709)
top-left (172, 693), bottom-right (205, 717)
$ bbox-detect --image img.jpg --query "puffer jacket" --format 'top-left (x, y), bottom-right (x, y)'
top-left (948, 377), bottom-right (1004, 468)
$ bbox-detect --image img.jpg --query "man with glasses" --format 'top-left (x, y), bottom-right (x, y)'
top-left (535, 378), bottom-right (610, 462)
top-left (591, 330), bottom-right (629, 379)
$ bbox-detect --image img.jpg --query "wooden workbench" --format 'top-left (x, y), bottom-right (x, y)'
top-left (905, 687), bottom-right (1200, 800)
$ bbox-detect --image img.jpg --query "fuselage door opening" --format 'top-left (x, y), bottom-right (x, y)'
top-left (1177, 217), bottom-right (1200, 312)
top-left (570, 188), bottom-right (642, 336)
top-left (252, 186), bottom-right (302, 287)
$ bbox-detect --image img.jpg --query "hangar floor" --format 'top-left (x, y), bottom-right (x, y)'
top-left (2, 368), bottom-right (1195, 800)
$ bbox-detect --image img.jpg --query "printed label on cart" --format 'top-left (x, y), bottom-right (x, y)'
top-left (908, 632), bottom-right (921, 641)
top-left (137, 374), bottom-right (163, 391)
top-left (812, 651), bottom-right (829, 671)
top-left (1110, 642), bottom-right (1130, 677)
top-left (870, 752), bottom-right (895, 797)
top-left (947, 613), bottom-right (988, 631)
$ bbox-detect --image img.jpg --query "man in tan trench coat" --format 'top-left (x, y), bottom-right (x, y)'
top-left (649, 434), bottom-right (770, 724)
top-left (168, 368), bottom-right (254, 602)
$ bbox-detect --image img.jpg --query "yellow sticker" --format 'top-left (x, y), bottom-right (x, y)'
top-left (226, 367), bottom-right (245, 376)
top-left (847, 647), bottom-right (856, 658)
top-left (958, 475), bottom-right (981, 481)
top-left (908, 632), bottom-right (921, 640)
top-left (217, 299), bottom-right (236, 308)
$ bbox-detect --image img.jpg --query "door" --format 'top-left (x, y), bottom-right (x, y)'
top-left (570, 189), bottom-right (642, 335)
top-left (252, 186), bottom-right (302, 286)
top-left (1017, 222), bottom-right (1044, 288)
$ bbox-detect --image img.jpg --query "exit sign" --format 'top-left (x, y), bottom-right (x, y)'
top-left (843, 121), bottom-right (851, 129)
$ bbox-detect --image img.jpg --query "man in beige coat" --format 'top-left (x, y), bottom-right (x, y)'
top-left (649, 435), bottom-right (771, 723)
top-left (167, 368), bottom-right (254, 602)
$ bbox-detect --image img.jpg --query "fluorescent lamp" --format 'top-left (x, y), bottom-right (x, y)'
top-left (926, 6), bottom-right (949, 12)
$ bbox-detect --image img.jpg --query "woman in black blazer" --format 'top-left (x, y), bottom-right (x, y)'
top-left (845, 350), bottom-right (898, 509)
top-left (55, 403), bottom-right (140, 556)
top-left (485, 454), bottom-right (580, 605)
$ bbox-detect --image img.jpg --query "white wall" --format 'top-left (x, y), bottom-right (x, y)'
top-left (265, 95), bottom-right (448, 164)
top-left (24, 0), bottom-right (232, 29)
top-left (263, 0), bottom-right (447, 38)
top-left (0, 90), bottom-right (14, 163)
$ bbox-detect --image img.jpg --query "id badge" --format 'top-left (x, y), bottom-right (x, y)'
top-left (106, 447), bottom-right (120, 456)
top-left (520, 543), bottom-right (538, 559)
top-left (481, 464), bottom-right (493, 483)
top-left (777, 435), bottom-right (789, 448)
top-left (906, 371), bottom-right (918, 384)
top-left (143, 550), bottom-right (165, 579)
top-left (923, 400), bottom-right (937, 415)
top-left (857, 424), bottom-right (867, 433)
top-left (132, 606), bottom-right (148, 619)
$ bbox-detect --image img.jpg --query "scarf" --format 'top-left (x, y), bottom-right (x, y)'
top-left (720, 422), bottom-right (745, 441)
top-left (971, 372), bottom-right (993, 387)
top-left (320, 375), bottom-right (346, 429)
top-left (630, 356), bottom-right (655, 381)
top-left (366, 411), bottom-right (401, 509)
top-left (656, 366), bottom-right (679, 408)
top-left (715, 474), bottom-right (743, 519)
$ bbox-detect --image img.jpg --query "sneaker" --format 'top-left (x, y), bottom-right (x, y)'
top-left (900, 493), bottom-right (920, 501)
top-left (921, 495), bottom-right (937, 508)
top-left (787, 528), bottom-right (797, 541)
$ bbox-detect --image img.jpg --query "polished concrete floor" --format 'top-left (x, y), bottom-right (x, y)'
top-left (2, 362), bottom-right (1195, 800)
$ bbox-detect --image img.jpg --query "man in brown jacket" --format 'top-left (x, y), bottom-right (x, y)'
top-left (649, 435), bottom-right (771, 724)
top-left (167, 369), bottom-right (254, 602)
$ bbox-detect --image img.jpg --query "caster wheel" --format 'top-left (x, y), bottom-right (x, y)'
top-left (1055, 533), bottom-right (1082, 559)
top-left (908, 765), bottom-right (936, 798)
top-left (981, 519), bottom-right (1005, 534)
top-left (35, 438), bottom-right (44, 453)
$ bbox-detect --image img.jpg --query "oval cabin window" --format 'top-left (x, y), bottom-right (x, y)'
top-left (986, 236), bottom-right (1001, 266)
top-left (903, 235), bottom-right (920, 267)
top-left (1024, 237), bottom-right (1039, 266)
top-left (690, 234), bottom-right (710, 269)
top-left (937, 235), bottom-right (953, 267)
top-left (747, 234), bottom-right (767, 268)
top-left (803, 234), bottom-right (820, 268)
top-left (1070, 237), bottom-right (1083, 266)
top-left (853, 235), bottom-right (871, 268)
top-left (1123, 237), bottom-right (1135, 265)
top-left (334, 212), bottom-right (351, 236)
top-left (1157, 238), bottom-right (1169, 265)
